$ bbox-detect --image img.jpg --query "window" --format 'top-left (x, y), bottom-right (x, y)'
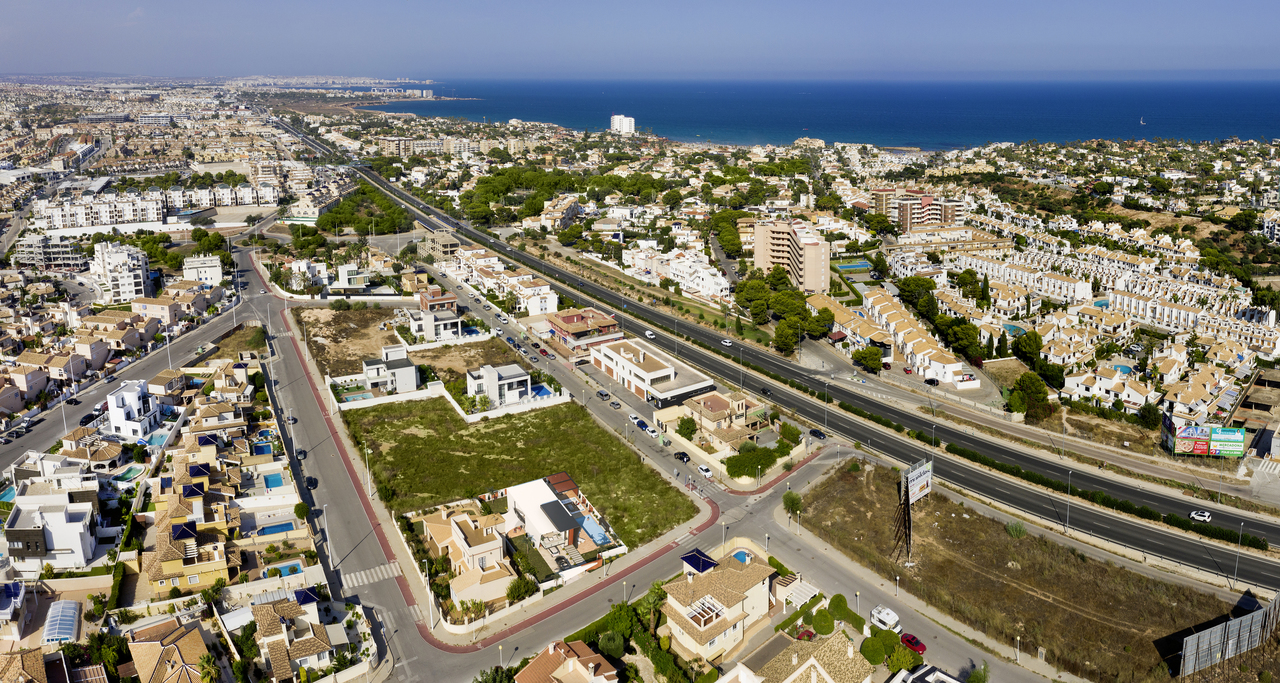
top-left (708, 638), bottom-right (716, 648)
top-left (732, 621), bottom-right (739, 632)
top-left (188, 575), bottom-right (199, 584)
top-left (158, 579), bottom-right (166, 587)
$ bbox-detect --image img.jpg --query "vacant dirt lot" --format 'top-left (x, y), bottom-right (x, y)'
top-left (983, 357), bottom-right (1029, 391)
top-left (408, 338), bottom-right (520, 381)
top-left (295, 307), bottom-right (399, 377)
top-left (803, 461), bottom-right (1232, 681)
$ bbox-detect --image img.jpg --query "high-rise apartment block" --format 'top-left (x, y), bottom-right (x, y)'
top-left (610, 115), bottom-right (635, 135)
top-left (753, 222), bottom-right (831, 293)
top-left (90, 242), bottom-right (152, 304)
top-left (870, 188), bottom-right (966, 230)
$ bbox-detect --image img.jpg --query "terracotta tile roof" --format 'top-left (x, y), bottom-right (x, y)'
top-left (127, 619), bottom-right (209, 683)
top-left (753, 632), bottom-right (873, 683)
top-left (0, 649), bottom-right (47, 683)
top-left (252, 600), bottom-right (307, 638)
top-left (513, 641), bottom-right (617, 683)
top-left (265, 640), bottom-right (293, 682)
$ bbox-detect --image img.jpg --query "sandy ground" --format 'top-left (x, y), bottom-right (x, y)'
top-left (983, 357), bottom-right (1029, 391)
top-left (297, 308), bottom-right (401, 377)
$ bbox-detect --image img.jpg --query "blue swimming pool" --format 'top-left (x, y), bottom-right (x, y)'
top-left (0, 487), bottom-right (13, 503)
top-left (1113, 365), bottom-right (1133, 375)
top-left (263, 473), bottom-right (284, 488)
top-left (1001, 323), bottom-right (1027, 337)
top-left (577, 515), bottom-right (610, 545)
top-left (146, 433), bottom-right (168, 446)
top-left (532, 384), bottom-right (552, 398)
top-left (257, 429), bottom-right (276, 439)
top-left (259, 522), bottom-right (295, 536)
top-left (1094, 299), bottom-right (1110, 308)
top-left (733, 550), bottom-right (750, 564)
top-left (253, 442), bottom-right (273, 456)
top-left (261, 559), bottom-right (304, 578)
top-left (836, 261), bottom-right (871, 273)
top-left (341, 392), bottom-right (374, 403)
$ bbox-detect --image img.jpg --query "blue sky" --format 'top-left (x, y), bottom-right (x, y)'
top-left (2, 0), bottom-right (1278, 80)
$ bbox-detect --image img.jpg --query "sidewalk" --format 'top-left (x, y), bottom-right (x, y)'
top-left (274, 306), bottom-right (723, 652)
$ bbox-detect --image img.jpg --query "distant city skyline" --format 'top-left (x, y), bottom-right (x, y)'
top-left (0, 0), bottom-right (1278, 80)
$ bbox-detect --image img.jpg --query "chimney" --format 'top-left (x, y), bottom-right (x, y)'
top-left (811, 670), bottom-right (817, 683)
top-left (687, 573), bottom-right (693, 584)
top-left (549, 643), bottom-right (555, 654)
top-left (847, 643), bottom-right (854, 659)
top-left (791, 653), bottom-right (798, 666)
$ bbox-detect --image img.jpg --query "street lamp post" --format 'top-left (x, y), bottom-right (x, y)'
top-left (855, 591), bottom-right (859, 614)
top-left (765, 533), bottom-right (769, 553)
top-left (622, 581), bottom-right (627, 604)
top-left (323, 504), bottom-right (337, 568)
top-left (1234, 522), bottom-right (1245, 586)
top-left (1065, 471), bottom-right (1073, 533)
top-left (499, 645), bottom-right (503, 669)
top-left (823, 380), bottom-right (830, 431)
top-left (1016, 636), bottom-right (1021, 663)
top-left (721, 522), bottom-right (726, 548)
top-left (364, 447), bottom-right (372, 495)
top-left (895, 576), bottom-right (899, 597)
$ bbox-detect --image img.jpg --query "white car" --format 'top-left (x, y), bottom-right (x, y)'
top-left (644, 330), bottom-right (656, 339)
top-left (721, 339), bottom-right (733, 347)
top-left (646, 427), bottom-right (659, 438)
top-left (698, 464), bottom-right (713, 478)
top-left (494, 328), bottom-right (503, 337)
top-left (260, 288), bottom-right (267, 294)
top-left (628, 414), bottom-right (640, 424)
top-left (1189, 510), bottom-right (1212, 523)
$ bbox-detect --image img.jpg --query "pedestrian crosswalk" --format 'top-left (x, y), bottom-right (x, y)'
top-left (341, 562), bottom-right (403, 588)
top-left (383, 604), bottom-right (425, 632)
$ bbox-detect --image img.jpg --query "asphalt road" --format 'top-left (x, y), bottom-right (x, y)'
top-left (349, 167), bottom-right (1280, 593)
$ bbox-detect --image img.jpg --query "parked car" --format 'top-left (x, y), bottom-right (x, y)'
top-left (720, 339), bottom-right (733, 347)
top-left (79, 414), bottom-right (96, 427)
top-left (531, 342), bottom-right (541, 349)
top-left (597, 390), bottom-right (611, 400)
top-left (1190, 510), bottom-right (1212, 523)
top-left (609, 401), bottom-right (621, 409)
top-left (628, 414), bottom-right (640, 424)
top-left (66, 398), bottom-right (80, 406)
top-left (809, 429), bottom-right (826, 440)
top-left (698, 464), bottom-right (713, 478)
top-left (676, 452), bottom-right (692, 463)
top-left (296, 449), bottom-right (307, 460)
top-left (903, 368), bottom-right (912, 374)
top-left (530, 356), bottom-right (539, 363)
top-left (900, 634), bottom-right (926, 654)
top-left (0, 437), bottom-right (9, 445)
top-left (644, 330), bottom-right (656, 339)
top-left (882, 362), bottom-right (892, 371)
top-left (260, 288), bottom-right (267, 294)
top-left (547, 353), bottom-right (557, 360)
top-left (646, 427), bottom-right (659, 438)
top-left (636, 420), bottom-right (649, 431)
top-left (506, 337), bottom-right (516, 345)
top-left (105, 375), bottom-right (118, 383)
top-left (539, 349), bottom-right (548, 356)
top-left (306, 477), bottom-right (318, 490)
top-left (925, 378), bottom-right (940, 386)
top-left (494, 328), bottom-right (503, 337)
top-left (483, 304), bottom-right (491, 310)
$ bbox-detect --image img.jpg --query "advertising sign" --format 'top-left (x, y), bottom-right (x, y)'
top-left (1209, 427), bottom-right (1246, 457)
top-left (903, 460), bottom-right (933, 504)
top-left (1171, 425), bottom-right (1246, 458)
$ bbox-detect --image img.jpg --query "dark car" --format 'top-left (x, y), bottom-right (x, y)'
top-left (506, 337), bottom-right (516, 345)
top-left (925, 378), bottom-right (940, 386)
top-left (79, 414), bottom-right (96, 427)
top-left (881, 362), bottom-right (891, 371)
top-left (555, 556), bottom-right (572, 569)
top-left (901, 634), bottom-right (926, 654)
top-left (296, 449), bottom-right (307, 460)
top-left (531, 342), bottom-right (541, 349)
top-left (761, 386), bottom-right (773, 397)
top-left (636, 420), bottom-right (649, 431)
top-left (306, 477), bottom-right (318, 490)
top-left (674, 452), bottom-right (691, 463)
top-left (66, 398), bottom-right (80, 406)
top-left (809, 429), bottom-right (826, 440)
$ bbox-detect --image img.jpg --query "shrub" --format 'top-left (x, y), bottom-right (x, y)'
top-left (597, 631), bottom-right (625, 659)
top-left (168, 587), bottom-right (182, 600)
top-left (505, 575), bottom-right (538, 603)
top-left (886, 645), bottom-right (918, 673)
top-left (800, 610), bottom-right (814, 625)
top-left (768, 556), bottom-right (794, 577)
top-left (1258, 672), bottom-right (1271, 683)
top-left (859, 637), bottom-right (885, 665)
top-left (827, 594), bottom-right (864, 631)
top-left (775, 594), bottom-right (824, 632)
top-left (695, 671), bottom-right (720, 683)
top-left (812, 609), bottom-right (835, 635)
top-left (660, 635), bottom-right (670, 652)
top-left (1005, 521), bottom-right (1027, 539)
top-left (875, 627), bottom-right (900, 650)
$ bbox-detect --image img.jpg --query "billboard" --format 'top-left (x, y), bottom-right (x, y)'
top-left (1181, 600), bottom-right (1280, 674)
top-left (1171, 425), bottom-right (1246, 458)
top-left (902, 459), bottom-right (933, 504)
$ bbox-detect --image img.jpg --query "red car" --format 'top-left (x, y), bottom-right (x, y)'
top-left (903, 368), bottom-right (912, 374)
top-left (901, 633), bottom-right (926, 654)
top-left (539, 348), bottom-right (548, 356)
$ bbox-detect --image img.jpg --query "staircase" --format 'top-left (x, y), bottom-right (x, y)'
top-left (564, 545), bottom-right (584, 566)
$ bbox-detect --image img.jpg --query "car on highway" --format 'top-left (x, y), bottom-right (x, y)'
top-left (644, 330), bottom-right (656, 339)
top-left (306, 477), bottom-right (318, 490)
top-left (809, 429), bottom-right (826, 440)
top-left (698, 464), bottom-right (713, 478)
top-left (598, 390), bottom-right (611, 400)
top-left (720, 339), bottom-right (733, 347)
top-left (1190, 510), bottom-right (1212, 523)
top-left (609, 401), bottom-right (621, 409)
top-left (761, 386), bottom-right (773, 397)
top-left (900, 634), bottom-right (926, 654)
top-left (79, 414), bottom-right (96, 427)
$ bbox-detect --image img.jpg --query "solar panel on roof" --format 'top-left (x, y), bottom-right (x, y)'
top-left (182, 483), bottom-right (205, 498)
top-left (172, 521), bottom-right (198, 541)
top-left (681, 549), bottom-right (718, 574)
top-left (160, 477), bottom-right (173, 489)
top-left (233, 363), bottom-right (248, 370)
top-left (294, 587), bottom-right (320, 606)
top-left (189, 463), bottom-right (211, 477)
top-left (197, 435), bottom-right (219, 446)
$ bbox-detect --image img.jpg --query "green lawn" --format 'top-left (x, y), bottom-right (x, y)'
top-left (343, 399), bottom-right (697, 548)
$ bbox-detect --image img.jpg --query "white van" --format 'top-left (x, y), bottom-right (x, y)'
top-left (870, 604), bottom-right (902, 634)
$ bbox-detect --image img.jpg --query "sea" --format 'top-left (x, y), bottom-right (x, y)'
top-left (359, 79), bottom-right (1280, 150)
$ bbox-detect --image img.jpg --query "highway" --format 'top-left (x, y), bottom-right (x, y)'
top-left (342, 161), bottom-right (1280, 593)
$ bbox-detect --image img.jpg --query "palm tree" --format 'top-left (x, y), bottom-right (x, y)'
top-left (199, 654), bottom-right (220, 683)
top-left (638, 581), bottom-right (668, 634)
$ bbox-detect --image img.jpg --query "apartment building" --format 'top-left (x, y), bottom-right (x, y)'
top-left (610, 115), bottom-right (636, 135)
top-left (12, 234), bottom-right (88, 271)
top-left (547, 307), bottom-right (623, 353)
top-left (590, 338), bottom-right (715, 408)
top-left (90, 242), bottom-right (152, 304)
top-left (182, 254), bottom-right (223, 285)
top-left (752, 221), bottom-right (830, 293)
top-left (870, 188), bottom-right (966, 229)
top-left (888, 250), bottom-right (947, 287)
top-left (33, 192), bottom-right (165, 229)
